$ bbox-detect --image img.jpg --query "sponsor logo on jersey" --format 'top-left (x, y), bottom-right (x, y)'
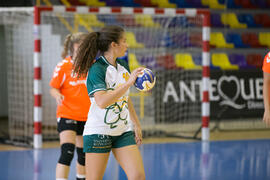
top-left (69, 80), bottom-right (86, 86)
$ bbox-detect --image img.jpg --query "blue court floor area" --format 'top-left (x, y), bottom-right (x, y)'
top-left (0, 139), bottom-right (270, 180)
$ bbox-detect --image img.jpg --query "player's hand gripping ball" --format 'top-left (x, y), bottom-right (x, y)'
top-left (134, 68), bottom-right (156, 92)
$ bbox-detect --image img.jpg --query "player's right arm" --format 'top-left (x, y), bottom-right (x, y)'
top-left (50, 61), bottom-right (66, 105)
top-left (50, 88), bottom-right (64, 105)
top-left (263, 72), bottom-right (270, 125)
top-left (262, 52), bottom-right (270, 125)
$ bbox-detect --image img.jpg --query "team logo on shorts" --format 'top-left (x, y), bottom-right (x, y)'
top-left (65, 119), bottom-right (77, 124)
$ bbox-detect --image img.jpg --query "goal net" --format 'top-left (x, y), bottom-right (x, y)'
top-left (0, 7), bottom-right (210, 147)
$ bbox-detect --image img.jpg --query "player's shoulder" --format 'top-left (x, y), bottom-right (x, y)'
top-left (263, 51), bottom-right (270, 66)
top-left (264, 51), bottom-right (270, 62)
top-left (56, 57), bottom-right (72, 69)
top-left (262, 51), bottom-right (270, 73)
top-left (92, 57), bottom-right (110, 69)
top-left (89, 59), bottom-right (107, 75)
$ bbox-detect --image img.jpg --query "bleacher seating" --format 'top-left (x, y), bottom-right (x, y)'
top-left (246, 54), bottom-right (263, 68)
top-left (175, 53), bottom-right (202, 69)
top-left (189, 33), bottom-right (202, 47)
top-left (67, 0), bottom-right (85, 5)
top-left (126, 32), bottom-right (144, 48)
top-left (256, 0), bottom-right (270, 8)
top-left (134, 0), bottom-right (156, 7)
top-left (116, 15), bottom-right (138, 27)
top-left (238, 0), bottom-right (257, 9)
top-left (135, 31), bottom-right (165, 48)
top-left (58, 0), bottom-right (270, 72)
top-left (256, 0), bottom-right (269, 7)
top-left (229, 54), bottom-right (254, 69)
top-left (171, 32), bottom-right (191, 48)
top-left (170, 0), bottom-right (192, 8)
top-left (186, 0), bottom-right (205, 7)
top-left (221, 13), bottom-right (247, 28)
top-left (151, 0), bottom-right (177, 8)
top-left (211, 13), bottom-right (224, 27)
top-left (64, 0), bottom-right (270, 9)
top-left (241, 32), bottom-right (265, 48)
top-left (192, 54), bottom-right (202, 66)
top-left (117, 0), bottom-right (140, 7)
top-left (104, 0), bottom-right (121, 6)
top-left (162, 32), bottom-right (175, 48)
top-left (75, 14), bottom-right (104, 27)
top-left (168, 16), bottom-right (190, 28)
top-left (135, 15), bottom-right (160, 28)
top-left (98, 15), bottom-right (122, 26)
top-left (258, 32), bottom-right (270, 48)
top-left (74, 14), bottom-right (105, 32)
top-left (128, 53), bottom-right (142, 71)
top-left (224, 0), bottom-right (241, 8)
top-left (212, 53), bottom-right (239, 70)
top-left (79, 0), bottom-right (105, 6)
top-left (156, 54), bottom-right (179, 69)
top-left (202, 0), bottom-right (225, 9)
top-left (140, 56), bottom-right (161, 69)
top-left (238, 14), bottom-right (260, 28)
top-left (225, 33), bottom-right (249, 48)
top-left (210, 32), bottom-right (234, 48)
top-left (254, 13), bottom-right (270, 27)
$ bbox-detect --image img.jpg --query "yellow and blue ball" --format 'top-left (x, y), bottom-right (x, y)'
top-left (134, 68), bottom-right (156, 92)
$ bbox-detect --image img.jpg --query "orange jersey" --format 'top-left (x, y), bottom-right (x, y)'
top-left (262, 51), bottom-right (270, 73)
top-left (50, 57), bottom-right (90, 121)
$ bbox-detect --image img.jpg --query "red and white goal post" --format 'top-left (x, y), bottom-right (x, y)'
top-left (0, 6), bottom-right (210, 148)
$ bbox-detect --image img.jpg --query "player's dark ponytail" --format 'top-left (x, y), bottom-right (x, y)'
top-left (73, 25), bottom-right (124, 78)
top-left (73, 32), bottom-right (99, 78)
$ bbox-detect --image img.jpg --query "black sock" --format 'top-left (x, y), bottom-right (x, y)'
top-left (76, 177), bottom-right (85, 180)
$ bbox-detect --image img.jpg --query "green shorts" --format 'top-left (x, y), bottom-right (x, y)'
top-left (83, 131), bottom-right (136, 153)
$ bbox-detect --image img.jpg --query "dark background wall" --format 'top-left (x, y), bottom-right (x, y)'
top-left (0, 0), bottom-right (34, 6)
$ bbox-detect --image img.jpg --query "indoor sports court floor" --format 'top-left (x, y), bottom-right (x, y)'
top-left (1, 130), bottom-right (270, 180)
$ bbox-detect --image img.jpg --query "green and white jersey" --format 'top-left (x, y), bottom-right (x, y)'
top-left (83, 56), bottom-right (133, 136)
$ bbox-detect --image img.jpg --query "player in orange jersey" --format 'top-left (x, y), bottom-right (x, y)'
top-left (50, 33), bottom-right (90, 180)
top-left (262, 51), bottom-right (270, 125)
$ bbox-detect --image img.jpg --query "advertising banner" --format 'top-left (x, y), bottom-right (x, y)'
top-left (154, 69), bottom-right (264, 122)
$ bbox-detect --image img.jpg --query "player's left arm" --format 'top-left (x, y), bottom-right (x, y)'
top-left (128, 97), bottom-right (142, 146)
top-left (263, 72), bottom-right (270, 125)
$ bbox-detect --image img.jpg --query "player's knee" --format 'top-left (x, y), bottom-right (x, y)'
top-left (128, 171), bottom-right (145, 180)
top-left (134, 173), bottom-right (145, 180)
top-left (76, 147), bottom-right (85, 166)
top-left (58, 143), bottom-right (75, 166)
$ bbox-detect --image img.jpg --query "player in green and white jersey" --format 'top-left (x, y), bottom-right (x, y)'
top-left (73, 26), bottom-right (145, 180)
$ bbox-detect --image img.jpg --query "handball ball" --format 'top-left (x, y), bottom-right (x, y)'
top-left (134, 68), bottom-right (156, 92)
